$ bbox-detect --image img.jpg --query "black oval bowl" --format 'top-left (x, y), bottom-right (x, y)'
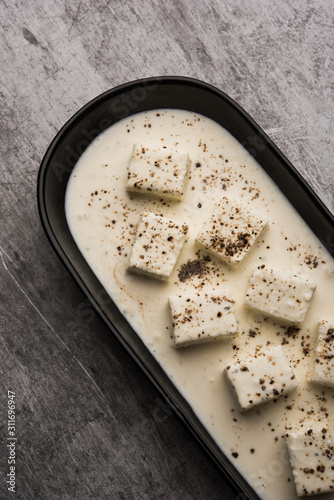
top-left (37, 76), bottom-right (334, 500)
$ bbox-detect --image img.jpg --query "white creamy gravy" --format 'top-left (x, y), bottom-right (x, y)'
top-left (65, 109), bottom-right (334, 500)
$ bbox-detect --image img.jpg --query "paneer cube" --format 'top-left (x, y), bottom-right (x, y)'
top-left (169, 290), bottom-right (238, 348)
top-left (195, 197), bottom-right (267, 265)
top-left (128, 212), bottom-right (188, 280)
top-left (311, 320), bottom-right (334, 387)
top-left (225, 344), bottom-right (298, 411)
top-left (244, 266), bottom-right (316, 324)
top-left (126, 144), bottom-right (189, 199)
top-left (286, 422), bottom-right (334, 497)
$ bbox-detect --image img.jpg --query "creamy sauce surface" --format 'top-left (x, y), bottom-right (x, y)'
top-left (65, 109), bottom-right (334, 500)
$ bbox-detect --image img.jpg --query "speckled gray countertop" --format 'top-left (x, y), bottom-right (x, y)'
top-left (1, 1), bottom-right (333, 499)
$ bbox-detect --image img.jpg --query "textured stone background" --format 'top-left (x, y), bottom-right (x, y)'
top-left (1, 1), bottom-right (333, 499)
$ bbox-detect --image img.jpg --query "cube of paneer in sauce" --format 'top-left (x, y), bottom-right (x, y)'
top-left (169, 290), bottom-right (238, 347)
top-left (225, 344), bottom-right (298, 411)
top-left (286, 422), bottom-right (334, 497)
top-left (128, 212), bottom-right (188, 280)
top-left (244, 266), bottom-right (316, 324)
top-left (126, 144), bottom-right (189, 199)
top-left (195, 197), bottom-right (267, 265)
top-left (311, 320), bottom-right (334, 387)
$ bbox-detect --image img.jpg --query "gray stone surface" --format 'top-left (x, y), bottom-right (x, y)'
top-left (0, 1), bottom-right (333, 499)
